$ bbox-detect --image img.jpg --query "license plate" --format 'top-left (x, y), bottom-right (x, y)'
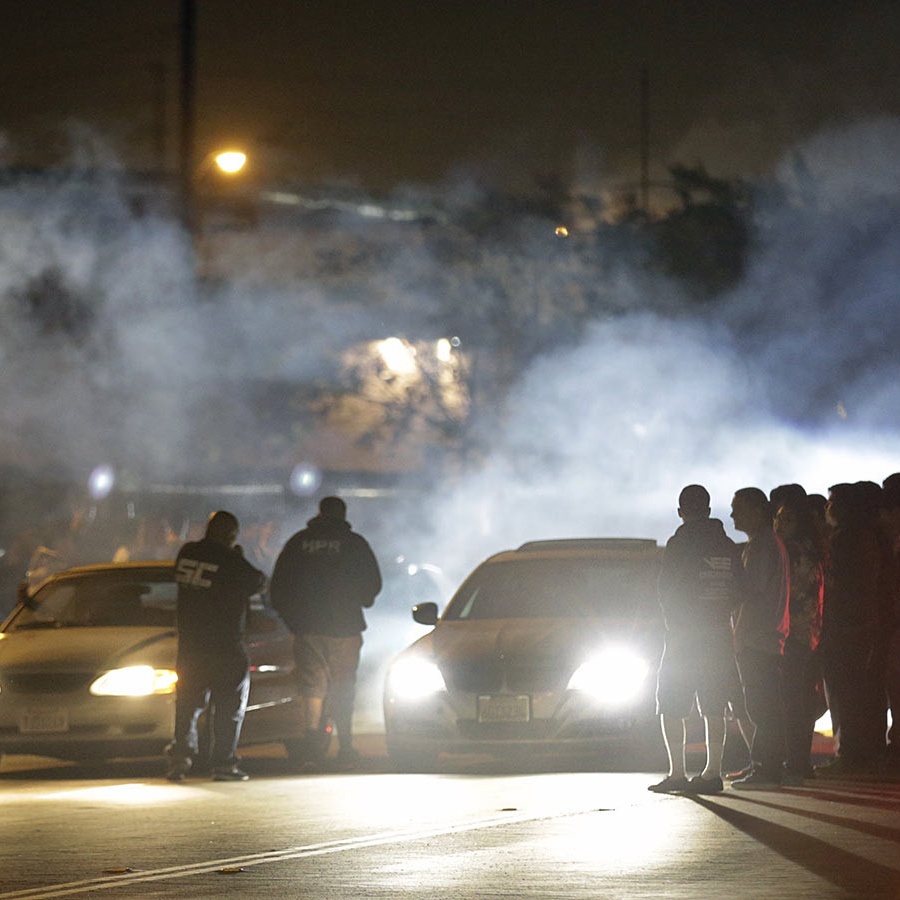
top-left (477, 694), bottom-right (530, 723)
top-left (20, 710), bottom-right (69, 734)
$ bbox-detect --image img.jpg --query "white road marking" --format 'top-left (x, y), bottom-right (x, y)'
top-left (0, 807), bottom-right (599, 899)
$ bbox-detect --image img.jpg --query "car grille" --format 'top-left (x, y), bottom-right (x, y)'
top-left (444, 661), bottom-right (567, 693)
top-left (1, 673), bottom-right (93, 694)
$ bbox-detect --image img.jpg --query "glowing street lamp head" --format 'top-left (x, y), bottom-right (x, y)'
top-left (213, 151), bottom-right (247, 174)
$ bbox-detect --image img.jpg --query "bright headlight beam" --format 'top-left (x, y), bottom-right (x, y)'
top-left (90, 666), bottom-right (178, 697)
top-left (387, 657), bottom-right (446, 700)
top-left (567, 647), bottom-right (650, 705)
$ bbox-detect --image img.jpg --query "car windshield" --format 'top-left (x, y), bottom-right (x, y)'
top-left (442, 557), bottom-right (660, 621)
top-left (6, 571), bottom-right (177, 631)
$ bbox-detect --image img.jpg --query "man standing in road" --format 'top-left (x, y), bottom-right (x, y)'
top-left (649, 484), bottom-right (741, 795)
top-left (270, 496), bottom-right (382, 769)
top-left (729, 487), bottom-right (791, 789)
top-left (167, 510), bottom-right (266, 782)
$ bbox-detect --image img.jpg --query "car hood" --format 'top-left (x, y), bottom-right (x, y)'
top-left (420, 618), bottom-right (613, 668)
top-left (0, 627), bottom-right (176, 672)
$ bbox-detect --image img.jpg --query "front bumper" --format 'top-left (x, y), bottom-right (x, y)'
top-left (0, 693), bottom-right (176, 761)
top-left (384, 687), bottom-right (660, 763)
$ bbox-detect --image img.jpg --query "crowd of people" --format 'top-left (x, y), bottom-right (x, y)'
top-left (650, 474), bottom-right (900, 794)
top-left (3, 475), bottom-right (899, 788)
top-left (0, 510), bottom-right (284, 617)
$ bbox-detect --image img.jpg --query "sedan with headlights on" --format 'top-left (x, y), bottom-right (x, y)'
top-left (384, 539), bottom-right (666, 770)
top-left (0, 561), bottom-right (303, 765)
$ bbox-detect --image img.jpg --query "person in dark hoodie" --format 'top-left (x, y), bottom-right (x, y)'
top-left (816, 482), bottom-right (885, 777)
top-left (270, 496), bottom-right (382, 767)
top-left (168, 510), bottom-right (266, 783)
top-left (649, 484), bottom-right (742, 795)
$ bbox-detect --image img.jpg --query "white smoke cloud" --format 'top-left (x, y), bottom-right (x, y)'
top-left (2, 120), bottom-right (900, 728)
top-left (417, 118), bottom-right (900, 585)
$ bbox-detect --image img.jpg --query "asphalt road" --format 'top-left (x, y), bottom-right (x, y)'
top-left (2, 739), bottom-right (900, 899)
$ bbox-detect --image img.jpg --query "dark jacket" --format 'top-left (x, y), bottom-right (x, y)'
top-left (658, 517), bottom-right (740, 633)
top-left (822, 523), bottom-right (882, 638)
top-left (174, 538), bottom-right (266, 655)
top-left (269, 515), bottom-right (382, 637)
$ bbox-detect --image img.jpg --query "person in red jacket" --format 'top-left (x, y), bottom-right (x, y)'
top-left (773, 494), bottom-right (824, 784)
top-left (270, 496), bottom-right (382, 768)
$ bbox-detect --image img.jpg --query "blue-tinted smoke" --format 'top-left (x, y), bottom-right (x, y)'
top-left (1, 121), bottom-right (899, 593)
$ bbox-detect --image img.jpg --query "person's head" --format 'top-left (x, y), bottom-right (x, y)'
top-left (774, 497), bottom-right (814, 542)
top-left (205, 510), bottom-right (240, 547)
top-left (854, 480), bottom-right (883, 519)
top-left (677, 484), bottom-right (710, 521)
top-left (318, 496), bottom-right (347, 521)
top-left (731, 487), bottom-right (772, 538)
top-left (769, 483), bottom-right (807, 520)
top-left (879, 477), bottom-right (900, 537)
top-left (825, 482), bottom-right (880, 529)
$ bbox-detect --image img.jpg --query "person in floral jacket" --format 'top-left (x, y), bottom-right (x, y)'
top-left (774, 495), bottom-right (824, 783)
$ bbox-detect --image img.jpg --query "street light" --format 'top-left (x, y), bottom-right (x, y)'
top-left (190, 147), bottom-right (250, 275)
top-left (195, 147), bottom-right (249, 179)
top-left (212, 150), bottom-right (247, 175)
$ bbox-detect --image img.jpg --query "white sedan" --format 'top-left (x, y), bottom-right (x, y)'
top-left (384, 539), bottom-right (666, 771)
top-left (0, 561), bottom-right (305, 766)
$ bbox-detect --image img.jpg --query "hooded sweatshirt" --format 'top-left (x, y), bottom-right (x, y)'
top-left (269, 514), bottom-right (382, 637)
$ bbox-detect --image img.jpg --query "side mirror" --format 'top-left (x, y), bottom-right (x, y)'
top-left (412, 601), bottom-right (438, 627)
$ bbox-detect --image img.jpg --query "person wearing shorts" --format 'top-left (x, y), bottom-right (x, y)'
top-left (270, 496), bottom-right (381, 767)
top-left (649, 484), bottom-right (741, 794)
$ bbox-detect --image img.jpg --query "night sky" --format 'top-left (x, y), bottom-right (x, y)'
top-left (2, 1), bottom-right (899, 194)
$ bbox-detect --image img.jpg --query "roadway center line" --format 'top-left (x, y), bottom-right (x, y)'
top-left (0, 807), bottom-right (598, 899)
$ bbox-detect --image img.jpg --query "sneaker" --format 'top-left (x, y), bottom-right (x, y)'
top-left (166, 756), bottom-right (192, 783)
top-left (647, 775), bottom-right (690, 793)
top-left (730, 769), bottom-right (782, 790)
top-left (685, 774), bottom-right (724, 794)
top-left (725, 764), bottom-right (754, 781)
top-left (211, 765), bottom-right (249, 782)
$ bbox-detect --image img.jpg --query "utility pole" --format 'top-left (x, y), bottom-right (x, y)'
top-left (640, 65), bottom-right (650, 216)
top-left (179, 0), bottom-right (197, 241)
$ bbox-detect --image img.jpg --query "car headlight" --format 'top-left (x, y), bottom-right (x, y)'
top-left (90, 666), bottom-right (178, 697)
top-left (387, 657), bottom-right (446, 700)
top-left (567, 647), bottom-right (651, 705)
